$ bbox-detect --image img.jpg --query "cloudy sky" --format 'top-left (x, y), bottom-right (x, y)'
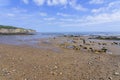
top-left (0, 0), bottom-right (120, 32)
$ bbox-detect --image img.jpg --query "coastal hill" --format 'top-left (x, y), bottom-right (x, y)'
top-left (0, 25), bottom-right (36, 35)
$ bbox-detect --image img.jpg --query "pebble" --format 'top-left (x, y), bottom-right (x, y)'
top-left (108, 77), bottom-right (112, 80)
top-left (59, 72), bottom-right (63, 75)
top-left (54, 66), bottom-right (58, 69)
top-left (12, 69), bottom-right (16, 72)
top-left (1, 68), bottom-right (10, 76)
top-left (114, 72), bottom-right (119, 76)
top-left (50, 71), bottom-right (57, 75)
top-left (24, 78), bottom-right (28, 80)
top-left (88, 62), bottom-right (91, 65)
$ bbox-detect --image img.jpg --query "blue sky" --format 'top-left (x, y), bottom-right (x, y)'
top-left (0, 0), bottom-right (120, 32)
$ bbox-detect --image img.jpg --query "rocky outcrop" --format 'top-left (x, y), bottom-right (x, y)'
top-left (0, 25), bottom-right (36, 35)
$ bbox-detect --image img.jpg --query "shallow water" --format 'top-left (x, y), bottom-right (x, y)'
top-left (0, 33), bottom-right (54, 45)
top-left (0, 32), bottom-right (120, 46)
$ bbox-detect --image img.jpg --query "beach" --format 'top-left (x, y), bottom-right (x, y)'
top-left (0, 35), bottom-right (120, 80)
top-left (1, 0), bottom-right (120, 79)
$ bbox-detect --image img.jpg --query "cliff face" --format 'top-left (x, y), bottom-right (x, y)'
top-left (0, 25), bottom-right (36, 35)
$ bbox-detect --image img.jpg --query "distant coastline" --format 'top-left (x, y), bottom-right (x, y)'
top-left (0, 25), bottom-right (36, 35)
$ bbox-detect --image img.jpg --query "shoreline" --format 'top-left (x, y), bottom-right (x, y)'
top-left (0, 36), bottom-right (120, 80)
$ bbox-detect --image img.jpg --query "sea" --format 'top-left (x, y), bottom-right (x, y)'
top-left (0, 32), bottom-right (120, 46)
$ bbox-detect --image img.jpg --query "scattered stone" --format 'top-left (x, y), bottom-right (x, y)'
top-left (83, 46), bottom-right (87, 49)
top-left (101, 47), bottom-right (107, 52)
top-left (89, 47), bottom-right (94, 52)
top-left (114, 72), bottom-right (119, 76)
top-left (73, 45), bottom-right (80, 50)
top-left (59, 72), bottom-right (63, 75)
top-left (82, 39), bottom-right (86, 44)
top-left (66, 45), bottom-right (75, 49)
top-left (12, 69), bottom-right (16, 72)
top-left (108, 77), bottom-right (112, 80)
top-left (94, 50), bottom-right (99, 54)
top-left (102, 43), bottom-right (107, 45)
top-left (1, 68), bottom-right (10, 76)
top-left (54, 66), bottom-right (58, 69)
top-left (50, 71), bottom-right (57, 75)
top-left (24, 78), bottom-right (28, 80)
top-left (88, 62), bottom-right (92, 65)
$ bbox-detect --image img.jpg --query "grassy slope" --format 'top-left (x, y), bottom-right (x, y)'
top-left (0, 25), bottom-right (20, 29)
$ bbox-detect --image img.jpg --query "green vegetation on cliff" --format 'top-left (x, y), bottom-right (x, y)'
top-left (0, 25), bottom-right (36, 35)
top-left (0, 25), bottom-right (18, 29)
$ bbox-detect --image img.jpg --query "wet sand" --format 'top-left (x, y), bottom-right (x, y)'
top-left (0, 36), bottom-right (120, 80)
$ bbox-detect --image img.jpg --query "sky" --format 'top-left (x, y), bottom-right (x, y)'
top-left (0, 0), bottom-right (120, 32)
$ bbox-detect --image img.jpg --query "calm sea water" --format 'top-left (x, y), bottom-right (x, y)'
top-left (0, 32), bottom-right (120, 45)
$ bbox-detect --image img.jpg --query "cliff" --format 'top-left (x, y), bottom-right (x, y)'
top-left (0, 25), bottom-right (36, 35)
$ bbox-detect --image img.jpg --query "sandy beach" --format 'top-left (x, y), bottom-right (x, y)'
top-left (1, 0), bottom-right (120, 79)
top-left (0, 36), bottom-right (120, 80)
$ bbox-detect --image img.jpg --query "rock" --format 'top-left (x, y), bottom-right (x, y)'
top-left (59, 72), bottom-right (63, 75)
top-left (50, 71), bottom-right (57, 75)
top-left (95, 51), bottom-right (100, 54)
top-left (66, 45), bottom-right (75, 49)
top-left (108, 77), bottom-right (112, 80)
top-left (12, 69), bottom-right (16, 72)
top-left (24, 78), bottom-right (28, 80)
top-left (83, 46), bottom-right (87, 49)
top-left (88, 62), bottom-right (92, 65)
top-left (73, 45), bottom-right (81, 50)
top-left (54, 66), bottom-right (58, 69)
top-left (101, 47), bottom-right (107, 52)
top-left (114, 72), bottom-right (119, 76)
top-left (1, 68), bottom-right (10, 76)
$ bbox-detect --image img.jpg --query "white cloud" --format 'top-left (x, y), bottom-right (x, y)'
top-left (88, 1), bottom-right (120, 25)
top-left (60, 11), bottom-right (120, 27)
top-left (92, 1), bottom-right (120, 13)
top-left (63, 12), bottom-right (120, 27)
top-left (84, 12), bottom-right (120, 25)
top-left (89, 0), bottom-right (104, 4)
top-left (59, 18), bottom-right (74, 21)
top-left (12, 8), bottom-right (27, 13)
top-left (69, 0), bottom-right (87, 11)
top-left (7, 13), bottom-right (15, 17)
top-left (23, 0), bottom-right (87, 11)
top-left (43, 17), bottom-right (56, 21)
top-left (33, 0), bottom-right (45, 6)
top-left (32, 0), bottom-right (68, 6)
top-left (22, 0), bottom-right (29, 4)
top-left (57, 12), bottom-right (72, 17)
top-left (47, 0), bottom-right (68, 6)
top-left (58, 1), bottom-right (120, 27)
top-left (39, 12), bottom-right (47, 16)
